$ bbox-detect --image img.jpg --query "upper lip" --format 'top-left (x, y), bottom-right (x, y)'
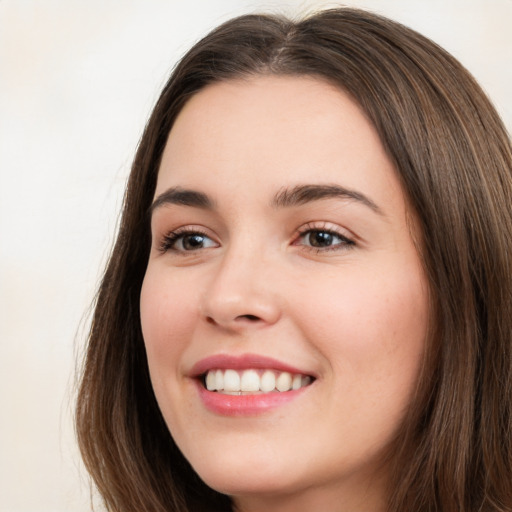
top-left (189, 353), bottom-right (315, 378)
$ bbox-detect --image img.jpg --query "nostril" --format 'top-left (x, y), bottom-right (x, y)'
top-left (237, 314), bottom-right (260, 322)
top-left (205, 314), bottom-right (260, 325)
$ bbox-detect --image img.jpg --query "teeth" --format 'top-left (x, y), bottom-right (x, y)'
top-left (260, 370), bottom-right (276, 393)
top-left (292, 374), bottom-right (302, 390)
top-left (240, 369), bottom-right (260, 391)
top-left (205, 371), bottom-right (216, 391)
top-left (223, 369), bottom-right (240, 391)
top-left (203, 369), bottom-right (313, 394)
top-left (276, 371), bottom-right (292, 392)
top-left (215, 369), bottom-right (223, 390)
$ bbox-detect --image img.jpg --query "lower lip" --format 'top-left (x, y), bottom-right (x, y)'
top-left (195, 381), bottom-right (308, 416)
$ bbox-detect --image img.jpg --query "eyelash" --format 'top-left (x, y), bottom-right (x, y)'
top-left (293, 222), bottom-right (355, 253)
top-left (158, 227), bottom-right (216, 254)
top-left (157, 224), bottom-right (355, 254)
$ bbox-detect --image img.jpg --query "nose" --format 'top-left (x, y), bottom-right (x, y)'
top-left (200, 246), bottom-right (282, 331)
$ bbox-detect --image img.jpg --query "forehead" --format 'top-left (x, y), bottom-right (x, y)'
top-left (155, 75), bottom-right (404, 215)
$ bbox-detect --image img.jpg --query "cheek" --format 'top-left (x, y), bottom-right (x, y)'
top-left (296, 261), bottom-right (428, 389)
top-left (140, 269), bottom-right (198, 374)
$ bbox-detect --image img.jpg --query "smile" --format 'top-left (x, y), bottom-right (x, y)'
top-left (190, 354), bottom-right (316, 415)
top-left (204, 369), bottom-right (313, 394)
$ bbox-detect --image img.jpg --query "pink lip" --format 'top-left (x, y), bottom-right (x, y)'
top-left (189, 353), bottom-right (311, 377)
top-left (189, 353), bottom-right (314, 416)
top-left (194, 381), bottom-right (309, 416)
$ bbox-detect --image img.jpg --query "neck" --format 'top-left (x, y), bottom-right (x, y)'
top-left (231, 472), bottom-right (388, 512)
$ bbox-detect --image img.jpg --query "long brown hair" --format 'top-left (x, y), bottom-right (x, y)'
top-left (76, 8), bottom-right (512, 511)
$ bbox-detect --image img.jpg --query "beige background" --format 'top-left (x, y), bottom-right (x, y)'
top-left (1, 1), bottom-right (511, 510)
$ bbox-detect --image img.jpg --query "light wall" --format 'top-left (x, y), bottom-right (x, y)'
top-left (1, 1), bottom-right (510, 510)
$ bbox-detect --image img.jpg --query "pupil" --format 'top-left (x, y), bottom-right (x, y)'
top-left (183, 234), bottom-right (204, 250)
top-left (310, 231), bottom-right (332, 247)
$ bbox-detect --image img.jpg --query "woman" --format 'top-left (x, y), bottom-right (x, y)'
top-left (76, 8), bottom-right (512, 512)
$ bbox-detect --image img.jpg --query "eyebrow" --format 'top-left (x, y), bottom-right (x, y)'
top-left (271, 184), bottom-right (383, 215)
top-left (150, 183), bottom-right (383, 216)
top-left (150, 187), bottom-right (215, 215)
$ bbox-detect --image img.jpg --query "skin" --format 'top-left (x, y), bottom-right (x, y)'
top-left (140, 76), bottom-right (429, 512)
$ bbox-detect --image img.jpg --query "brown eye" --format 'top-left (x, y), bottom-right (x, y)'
top-left (182, 234), bottom-right (208, 250)
top-left (307, 231), bottom-right (336, 247)
top-left (296, 229), bottom-right (354, 251)
top-left (160, 231), bottom-right (218, 253)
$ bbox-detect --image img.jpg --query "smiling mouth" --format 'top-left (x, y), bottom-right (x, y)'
top-left (202, 369), bottom-right (314, 395)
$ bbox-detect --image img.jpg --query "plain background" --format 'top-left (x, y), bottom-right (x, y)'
top-left (1, 1), bottom-right (511, 511)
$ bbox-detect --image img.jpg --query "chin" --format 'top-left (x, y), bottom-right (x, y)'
top-left (188, 449), bottom-right (303, 496)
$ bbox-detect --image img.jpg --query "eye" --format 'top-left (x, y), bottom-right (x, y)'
top-left (159, 229), bottom-right (218, 253)
top-left (295, 227), bottom-right (355, 251)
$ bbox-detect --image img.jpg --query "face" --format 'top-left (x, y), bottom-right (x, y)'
top-left (140, 76), bottom-right (429, 511)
